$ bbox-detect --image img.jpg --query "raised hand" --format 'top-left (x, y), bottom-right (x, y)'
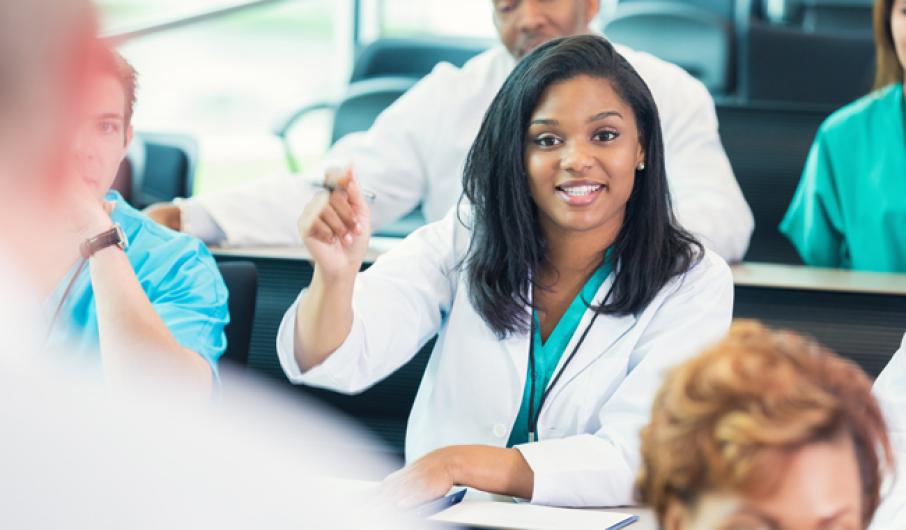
top-left (297, 166), bottom-right (371, 280)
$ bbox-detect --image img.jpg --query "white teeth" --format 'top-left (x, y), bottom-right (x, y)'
top-left (559, 184), bottom-right (603, 196)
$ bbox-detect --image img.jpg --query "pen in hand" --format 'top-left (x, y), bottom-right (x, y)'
top-left (310, 181), bottom-right (377, 204)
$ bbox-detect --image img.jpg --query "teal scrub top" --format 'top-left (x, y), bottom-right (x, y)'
top-left (780, 83), bottom-right (906, 272)
top-left (507, 259), bottom-right (614, 447)
top-left (45, 191), bottom-right (229, 373)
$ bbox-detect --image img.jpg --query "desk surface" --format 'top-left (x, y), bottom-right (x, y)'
top-left (328, 479), bottom-right (656, 530)
top-left (213, 243), bottom-right (906, 296)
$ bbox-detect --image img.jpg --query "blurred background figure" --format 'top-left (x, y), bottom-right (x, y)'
top-left (45, 46), bottom-right (229, 392)
top-left (780, 0), bottom-right (906, 272)
top-left (637, 321), bottom-right (894, 530)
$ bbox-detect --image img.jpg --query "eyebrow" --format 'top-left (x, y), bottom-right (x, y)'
top-left (95, 113), bottom-right (124, 122)
top-left (530, 111), bottom-right (624, 126)
top-left (735, 508), bottom-right (780, 529)
top-left (734, 506), bottom-right (852, 528)
top-left (818, 507), bottom-right (853, 524)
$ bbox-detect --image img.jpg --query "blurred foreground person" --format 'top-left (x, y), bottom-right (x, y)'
top-left (0, 2), bottom-right (427, 528)
top-left (869, 333), bottom-right (906, 530)
top-left (637, 321), bottom-right (894, 530)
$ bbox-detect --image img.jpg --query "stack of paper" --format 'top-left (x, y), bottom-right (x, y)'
top-left (429, 500), bottom-right (639, 530)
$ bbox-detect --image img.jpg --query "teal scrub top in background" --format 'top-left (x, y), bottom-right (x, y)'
top-left (508, 260), bottom-right (614, 447)
top-left (780, 83), bottom-right (906, 272)
top-left (45, 191), bottom-right (229, 373)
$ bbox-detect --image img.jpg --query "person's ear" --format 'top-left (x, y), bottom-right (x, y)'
top-left (584, 0), bottom-right (601, 23)
top-left (124, 124), bottom-right (133, 149)
top-left (635, 145), bottom-right (646, 172)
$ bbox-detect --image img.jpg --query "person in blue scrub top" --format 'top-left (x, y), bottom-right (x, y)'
top-left (780, 0), bottom-right (906, 272)
top-left (278, 35), bottom-right (733, 507)
top-left (45, 45), bottom-right (228, 390)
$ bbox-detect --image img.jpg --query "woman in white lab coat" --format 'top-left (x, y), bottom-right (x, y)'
top-left (277, 35), bottom-right (734, 508)
top-left (870, 333), bottom-right (906, 530)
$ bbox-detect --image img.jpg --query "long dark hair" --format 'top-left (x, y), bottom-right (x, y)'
top-left (461, 34), bottom-right (703, 338)
top-left (873, 0), bottom-right (903, 90)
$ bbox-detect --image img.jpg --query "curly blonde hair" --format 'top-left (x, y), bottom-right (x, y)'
top-left (636, 320), bottom-right (894, 527)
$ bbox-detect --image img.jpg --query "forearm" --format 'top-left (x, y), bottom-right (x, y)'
top-left (89, 246), bottom-right (212, 388)
top-left (293, 266), bottom-right (357, 371)
top-left (450, 445), bottom-right (534, 500)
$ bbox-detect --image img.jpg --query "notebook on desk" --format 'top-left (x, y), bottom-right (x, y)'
top-left (429, 500), bottom-right (639, 530)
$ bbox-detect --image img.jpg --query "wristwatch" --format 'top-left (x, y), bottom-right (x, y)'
top-left (80, 224), bottom-right (128, 259)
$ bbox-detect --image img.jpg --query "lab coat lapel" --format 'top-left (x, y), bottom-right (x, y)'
top-left (543, 274), bottom-right (637, 408)
top-left (502, 298), bottom-right (533, 392)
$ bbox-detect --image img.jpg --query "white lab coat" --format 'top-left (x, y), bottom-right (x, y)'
top-left (869, 334), bottom-right (906, 530)
top-left (190, 42), bottom-right (754, 262)
top-left (276, 210), bottom-right (735, 507)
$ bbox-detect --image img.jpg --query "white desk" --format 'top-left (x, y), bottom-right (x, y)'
top-left (733, 262), bottom-right (906, 295)
top-left (212, 237), bottom-right (402, 264)
top-left (214, 244), bottom-right (906, 296)
top-left (328, 479), bottom-right (656, 530)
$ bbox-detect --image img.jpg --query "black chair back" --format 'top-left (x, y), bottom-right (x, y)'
top-left (716, 99), bottom-right (833, 263)
top-left (113, 132), bottom-right (197, 208)
top-left (217, 261), bottom-right (258, 367)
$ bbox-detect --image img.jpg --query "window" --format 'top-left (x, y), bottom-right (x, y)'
top-left (97, 1), bottom-right (352, 195)
top-left (362, 0), bottom-right (498, 41)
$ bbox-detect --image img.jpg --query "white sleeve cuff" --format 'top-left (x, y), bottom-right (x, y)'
top-left (174, 198), bottom-right (227, 245)
top-left (515, 434), bottom-right (636, 507)
top-left (275, 292), bottom-right (373, 394)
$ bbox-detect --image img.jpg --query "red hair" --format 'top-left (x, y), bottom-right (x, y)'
top-left (636, 321), bottom-right (894, 527)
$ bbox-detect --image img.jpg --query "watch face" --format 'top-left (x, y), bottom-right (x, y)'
top-left (114, 225), bottom-right (128, 250)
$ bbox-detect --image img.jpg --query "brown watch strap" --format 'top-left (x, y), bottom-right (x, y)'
top-left (80, 225), bottom-right (127, 259)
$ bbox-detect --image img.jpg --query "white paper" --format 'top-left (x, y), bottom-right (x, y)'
top-left (429, 501), bottom-right (638, 530)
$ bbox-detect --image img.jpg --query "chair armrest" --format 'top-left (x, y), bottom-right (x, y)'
top-left (272, 100), bottom-right (336, 140)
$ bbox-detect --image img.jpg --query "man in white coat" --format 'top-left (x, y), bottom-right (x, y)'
top-left (147, 0), bottom-right (754, 262)
top-left (870, 333), bottom-right (906, 530)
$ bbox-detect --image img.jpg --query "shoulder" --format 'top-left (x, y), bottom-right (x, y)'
top-left (110, 194), bottom-right (221, 280)
top-left (412, 45), bottom-right (511, 102)
top-left (668, 247), bottom-right (733, 296)
top-left (819, 84), bottom-right (902, 139)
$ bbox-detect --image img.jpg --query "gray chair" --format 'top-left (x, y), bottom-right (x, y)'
top-left (274, 37), bottom-right (489, 238)
top-left (604, 1), bottom-right (736, 94)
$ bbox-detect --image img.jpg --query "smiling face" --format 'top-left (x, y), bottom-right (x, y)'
top-left (70, 71), bottom-right (132, 199)
top-left (492, 0), bottom-right (599, 59)
top-left (667, 435), bottom-right (865, 530)
top-left (524, 74), bottom-right (644, 241)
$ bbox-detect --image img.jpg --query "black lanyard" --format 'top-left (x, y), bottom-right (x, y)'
top-left (527, 286), bottom-right (611, 443)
